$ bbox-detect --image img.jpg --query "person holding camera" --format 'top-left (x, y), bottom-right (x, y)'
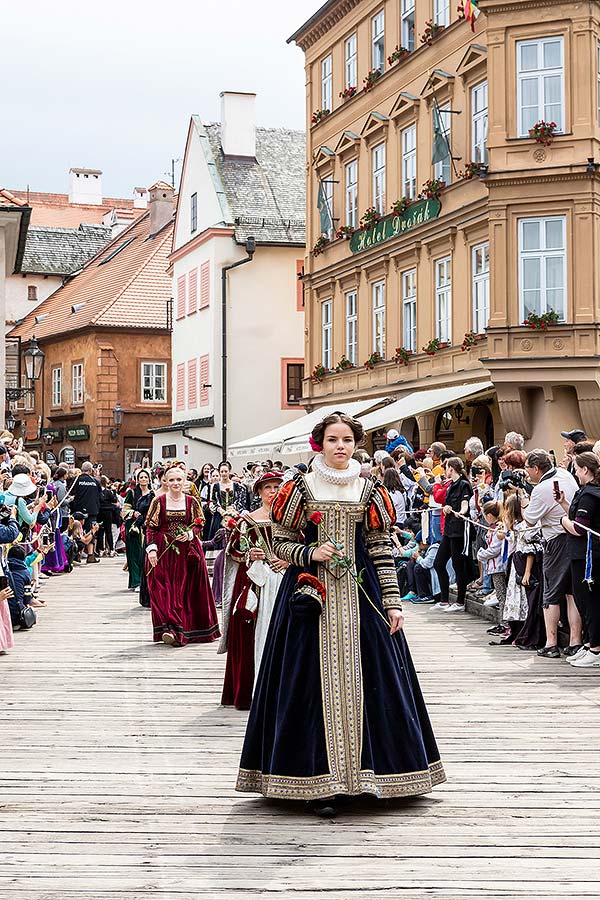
top-left (522, 449), bottom-right (581, 658)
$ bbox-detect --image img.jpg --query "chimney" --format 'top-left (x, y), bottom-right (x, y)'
top-left (133, 186), bottom-right (148, 209)
top-left (220, 91), bottom-right (256, 158)
top-left (147, 181), bottom-right (175, 235)
top-left (69, 167), bottom-right (102, 205)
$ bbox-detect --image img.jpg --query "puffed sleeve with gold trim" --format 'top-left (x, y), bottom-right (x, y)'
top-left (145, 496), bottom-right (162, 554)
top-left (226, 518), bottom-right (246, 563)
top-left (189, 495), bottom-right (204, 539)
top-left (270, 475), bottom-right (310, 568)
top-left (364, 481), bottom-right (402, 610)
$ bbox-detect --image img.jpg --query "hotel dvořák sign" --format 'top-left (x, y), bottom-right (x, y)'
top-left (350, 198), bottom-right (441, 254)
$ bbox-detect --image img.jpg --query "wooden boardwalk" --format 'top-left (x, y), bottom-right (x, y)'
top-left (1, 558), bottom-right (600, 900)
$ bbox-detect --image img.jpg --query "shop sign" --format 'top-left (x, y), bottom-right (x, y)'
top-left (66, 425), bottom-right (90, 441)
top-left (45, 451), bottom-right (58, 465)
top-left (61, 447), bottom-right (76, 466)
top-left (42, 428), bottom-right (63, 442)
top-left (349, 198), bottom-right (442, 254)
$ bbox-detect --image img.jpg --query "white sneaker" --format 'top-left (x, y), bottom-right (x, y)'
top-left (444, 603), bottom-right (465, 612)
top-left (566, 646), bottom-right (589, 663)
top-left (449, 583), bottom-right (457, 591)
top-left (483, 593), bottom-right (499, 608)
top-left (433, 602), bottom-right (450, 610)
top-left (569, 650), bottom-right (600, 668)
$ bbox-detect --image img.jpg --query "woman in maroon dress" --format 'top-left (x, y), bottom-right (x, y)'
top-left (145, 466), bottom-right (220, 647)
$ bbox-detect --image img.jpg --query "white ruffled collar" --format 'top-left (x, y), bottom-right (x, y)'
top-left (312, 454), bottom-right (361, 486)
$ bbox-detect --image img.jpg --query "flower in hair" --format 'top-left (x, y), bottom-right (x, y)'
top-left (309, 436), bottom-right (323, 453)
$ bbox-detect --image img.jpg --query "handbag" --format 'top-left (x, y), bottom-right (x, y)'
top-left (19, 605), bottom-right (37, 629)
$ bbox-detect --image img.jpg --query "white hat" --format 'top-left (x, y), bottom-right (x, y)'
top-left (7, 472), bottom-right (37, 497)
top-left (386, 428), bottom-right (400, 441)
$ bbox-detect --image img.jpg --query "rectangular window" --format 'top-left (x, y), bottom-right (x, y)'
top-left (372, 9), bottom-right (385, 71)
top-left (372, 142), bottom-right (386, 214)
top-left (345, 159), bottom-right (358, 228)
top-left (322, 299), bottom-right (333, 370)
top-left (191, 192), bottom-right (197, 232)
top-left (345, 290), bottom-right (358, 365)
top-left (517, 37), bottom-right (564, 136)
top-left (472, 81), bottom-right (488, 165)
top-left (401, 124), bottom-right (417, 199)
top-left (286, 363), bottom-right (304, 405)
top-left (372, 280), bottom-right (386, 355)
top-left (176, 363), bottom-right (185, 412)
top-left (51, 366), bottom-right (62, 408)
top-left (345, 33), bottom-right (357, 88)
top-left (321, 54), bottom-right (333, 111)
top-left (402, 269), bottom-right (417, 353)
top-left (187, 359), bottom-right (198, 408)
top-left (199, 260), bottom-right (210, 309)
top-left (187, 268), bottom-right (198, 315)
top-left (27, 285), bottom-right (38, 301)
top-left (435, 257), bottom-right (452, 343)
top-left (472, 242), bottom-right (490, 334)
top-left (518, 216), bottom-right (566, 321)
top-left (322, 177), bottom-right (334, 239)
top-left (72, 363), bottom-right (84, 405)
top-left (142, 362), bottom-right (167, 402)
top-left (434, 104), bottom-right (451, 184)
top-left (401, 0), bottom-right (415, 52)
top-left (199, 355), bottom-right (210, 407)
top-left (434, 0), bottom-right (450, 26)
top-left (176, 274), bottom-right (186, 319)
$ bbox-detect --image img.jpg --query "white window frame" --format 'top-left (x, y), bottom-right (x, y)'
top-left (371, 9), bottom-right (385, 72)
top-left (471, 81), bottom-right (488, 165)
top-left (401, 0), bottom-right (415, 52)
top-left (72, 363), bottom-right (84, 405)
top-left (51, 366), bottom-right (62, 408)
top-left (321, 54), bottom-right (333, 111)
top-left (322, 177), bottom-right (334, 239)
top-left (518, 216), bottom-right (566, 322)
top-left (345, 290), bottom-right (358, 365)
top-left (345, 159), bottom-right (358, 228)
top-left (372, 142), bottom-right (386, 214)
top-left (517, 37), bottom-right (564, 137)
top-left (401, 124), bottom-right (417, 199)
top-left (345, 33), bottom-right (357, 88)
top-left (435, 257), bottom-right (452, 343)
top-left (434, 104), bottom-right (451, 184)
top-left (372, 280), bottom-right (386, 355)
top-left (402, 269), bottom-right (417, 353)
top-left (322, 299), bottom-right (333, 370)
top-left (141, 361), bottom-right (167, 403)
top-left (471, 242), bottom-right (490, 334)
top-left (433, 0), bottom-right (450, 27)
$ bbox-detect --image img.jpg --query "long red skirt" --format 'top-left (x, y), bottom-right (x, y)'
top-left (222, 571), bottom-right (255, 709)
top-left (148, 540), bottom-right (220, 646)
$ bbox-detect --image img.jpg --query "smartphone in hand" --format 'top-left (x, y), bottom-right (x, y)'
top-left (553, 480), bottom-right (561, 501)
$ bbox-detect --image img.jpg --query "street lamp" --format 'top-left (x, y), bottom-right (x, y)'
top-left (23, 336), bottom-right (45, 382)
top-left (111, 402), bottom-right (124, 439)
top-left (5, 411), bottom-right (16, 432)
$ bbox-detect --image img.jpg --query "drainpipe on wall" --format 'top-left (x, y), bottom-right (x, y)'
top-left (220, 236), bottom-right (256, 459)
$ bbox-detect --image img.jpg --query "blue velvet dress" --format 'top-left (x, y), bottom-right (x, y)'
top-left (236, 472), bottom-right (445, 801)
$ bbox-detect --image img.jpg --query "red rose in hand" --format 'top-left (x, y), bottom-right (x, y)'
top-left (309, 511), bottom-right (323, 524)
top-left (193, 517), bottom-right (203, 526)
top-left (226, 517), bottom-right (238, 530)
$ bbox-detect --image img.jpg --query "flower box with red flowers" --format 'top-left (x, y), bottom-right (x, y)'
top-left (311, 108), bottom-right (331, 126)
top-left (336, 225), bottom-right (354, 240)
top-left (422, 337), bottom-right (449, 356)
top-left (528, 120), bottom-right (557, 146)
top-left (457, 2), bottom-right (466, 19)
top-left (311, 363), bottom-right (329, 383)
top-left (420, 20), bottom-right (444, 46)
top-left (335, 355), bottom-right (354, 373)
top-left (391, 197), bottom-right (412, 215)
top-left (522, 310), bottom-right (560, 330)
top-left (388, 46), bottom-right (410, 66)
top-left (460, 330), bottom-right (485, 352)
top-left (312, 234), bottom-right (330, 256)
top-left (359, 206), bottom-right (382, 230)
top-left (393, 346), bottom-right (413, 366)
top-left (419, 178), bottom-right (446, 200)
top-left (460, 161), bottom-right (488, 179)
top-left (339, 85), bottom-right (357, 100)
top-left (363, 351), bottom-right (384, 370)
top-left (362, 68), bottom-right (382, 92)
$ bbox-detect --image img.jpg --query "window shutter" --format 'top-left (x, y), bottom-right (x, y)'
top-left (188, 269), bottom-right (198, 315)
top-left (176, 275), bottom-right (186, 319)
top-left (200, 261), bottom-right (210, 309)
top-left (176, 363), bottom-right (185, 411)
top-left (199, 355), bottom-right (210, 406)
top-left (187, 358), bottom-right (198, 408)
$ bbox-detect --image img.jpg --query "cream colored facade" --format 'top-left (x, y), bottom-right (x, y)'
top-left (292, 0), bottom-right (600, 451)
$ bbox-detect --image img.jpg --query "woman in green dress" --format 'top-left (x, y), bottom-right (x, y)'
top-left (123, 469), bottom-right (152, 590)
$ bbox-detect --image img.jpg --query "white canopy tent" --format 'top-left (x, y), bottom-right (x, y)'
top-left (357, 381), bottom-right (495, 434)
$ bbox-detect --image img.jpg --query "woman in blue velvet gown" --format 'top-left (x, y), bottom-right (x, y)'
top-left (236, 412), bottom-right (445, 815)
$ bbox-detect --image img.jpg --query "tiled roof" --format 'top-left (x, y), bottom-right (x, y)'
top-left (7, 190), bottom-right (141, 227)
top-left (9, 208), bottom-right (174, 342)
top-left (204, 124), bottom-right (306, 245)
top-left (20, 224), bottom-right (113, 275)
top-left (0, 188), bottom-right (27, 208)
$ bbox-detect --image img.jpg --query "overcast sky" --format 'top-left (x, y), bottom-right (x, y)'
top-left (1, 0), bottom-right (317, 198)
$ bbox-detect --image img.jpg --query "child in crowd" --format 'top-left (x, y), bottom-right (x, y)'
top-left (6, 546), bottom-right (35, 626)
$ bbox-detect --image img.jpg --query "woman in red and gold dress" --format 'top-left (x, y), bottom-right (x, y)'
top-left (219, 471), bottom-right (287, 709)
top-left (145, 466), bottom-right (220, 647)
